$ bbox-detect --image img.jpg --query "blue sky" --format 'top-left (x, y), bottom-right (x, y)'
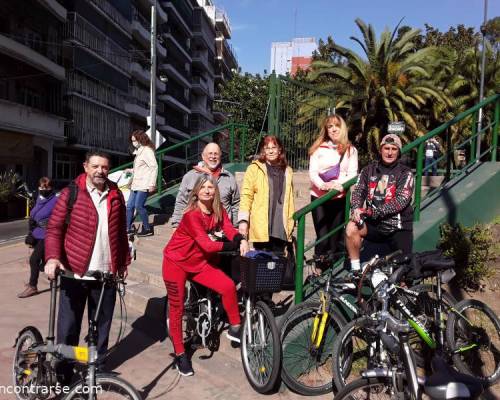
top-left (215, 0), bottom-right (500, 74)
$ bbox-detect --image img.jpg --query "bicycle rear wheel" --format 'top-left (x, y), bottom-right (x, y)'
top-left (446, 299), bottom-right (500, 385)
top-left (64, 373), bottom-right (141, 399)
top-left (333, 377), bottom-right (396, 400)
top-left (280, 300), bottom-right (346, 395)
top-left (12, 326), bottom-right (44, 400)
top-left (241, 300), bottom-right (281, 394)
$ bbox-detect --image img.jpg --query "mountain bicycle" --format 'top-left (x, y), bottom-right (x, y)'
top-left (332, 253), bottom-right (500, 391)
top-left (334, 309), bottom-right (485, 400)
top-left (164, 252), bottom-right (282, 394)
top-left (280, 251), bottom-right (459, 396)
top-left (13, 270), bottom-right (141, 400)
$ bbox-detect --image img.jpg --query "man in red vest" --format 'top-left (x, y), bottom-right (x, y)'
top-left (45, 150), bottom-right (130, 364)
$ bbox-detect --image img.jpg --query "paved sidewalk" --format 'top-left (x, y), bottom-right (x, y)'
top-left (0, 242), bottom-right (327, 400)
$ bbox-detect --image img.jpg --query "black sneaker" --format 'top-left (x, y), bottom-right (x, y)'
top-left (226, 325), bottom-right (241, 343)
top-left (175, 353), bottom-right (194, 376)
top-left (137, 227), bottom-right (154, 237)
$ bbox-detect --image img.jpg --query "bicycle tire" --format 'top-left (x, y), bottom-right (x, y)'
top-left (446, 299), bottom-right (500, 385)
top-left (280, 300), bottom-right (346, 395)
top-left (64, 373), bottom-right (141, 399)
top-left (241, 300), bottom-right (281, 394)
top-left (333, 376), bottom-right (397, 400)
top-left (332, 316), bottom-right (388, 392)
top-left (12, 326), bottom-right (44, 400)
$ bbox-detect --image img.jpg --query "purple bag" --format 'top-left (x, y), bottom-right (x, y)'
top-left (319, 163), bottom-right (341, 182)
top-left (318, 152), bottom-right (345, 182)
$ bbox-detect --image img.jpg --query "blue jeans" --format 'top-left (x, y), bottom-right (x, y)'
top-left (424, 156), bottom-right (437, 176)
top-left (126, 190), bottom-right (150, 230)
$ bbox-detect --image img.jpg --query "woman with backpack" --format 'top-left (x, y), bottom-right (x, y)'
top-left (18, 177), bottom-right (58, 298)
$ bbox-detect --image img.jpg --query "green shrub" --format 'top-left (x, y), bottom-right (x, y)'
top-left (438, 222), bottom-right (494, 290)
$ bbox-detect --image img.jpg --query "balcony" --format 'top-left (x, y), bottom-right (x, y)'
top-left (87, 0), bottom-right (131, 35)
top-left (161, 0), bottom-right (192, 35)
top-left (191, 76), bottom-right (211, 96)
top-left (132, 7), bottom-right (167, 57)
top-left (0, 98), bottom-right (64, 140)
top-left (215, 9), bottom-right (231, 39)
top-left (0, 33), bottom-right (65, 81)
top-left (65, 12), bottom-right (130, 75)
top-left (192, 50), bottom-right (214, 76)
top-left (216, 37), bottom-right (238, 73)
top-left (66, 71), bottom-right (128, 111)
top-left (191, 103), bottom-right (213, 122)
top-left (159, 62), bottom-right (191, 88)
top-left (163, 26), bottom-right (191, 61)
top-left (159, 93), bottom-right (190, 114)
top-left (37, 0), bottom-right (67, 22)
top-left (130, 62), bottom-right (167, 92)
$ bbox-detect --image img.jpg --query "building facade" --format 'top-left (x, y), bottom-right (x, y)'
top-left (0, 0), bottom-right (237, 187)
top-left (0, 0), bottom-right (66, 188)
top-left (270, 37), bottom-right (317, 76)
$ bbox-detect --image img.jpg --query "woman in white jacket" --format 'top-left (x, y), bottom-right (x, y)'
top-left (127, 130), bottom-right (158, 236)
top-left (309, 115), bottom-right (358, 271)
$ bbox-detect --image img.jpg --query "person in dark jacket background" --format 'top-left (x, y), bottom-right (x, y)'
top-left (18, 177), bottom-right (58, 298)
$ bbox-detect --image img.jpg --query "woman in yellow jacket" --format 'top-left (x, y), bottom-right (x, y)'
top-left (238, 135), bottom-right (295, 253)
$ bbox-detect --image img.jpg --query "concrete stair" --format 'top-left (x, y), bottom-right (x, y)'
top-left (124, 171), bottom-right (317, 319)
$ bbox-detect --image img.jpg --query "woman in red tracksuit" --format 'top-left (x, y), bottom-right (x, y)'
top-left (163, 175), bottom-right (249, 376)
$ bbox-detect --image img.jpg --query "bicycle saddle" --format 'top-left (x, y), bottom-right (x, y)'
top-left (420, 258), bottom-right (455, 271)
top-left (424, 356), bottom-right (483, 399)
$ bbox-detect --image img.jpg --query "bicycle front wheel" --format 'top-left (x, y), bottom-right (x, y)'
top-left (280, 300), bottom-right (346, 395)
top-left (446, 299), bottom-right (500, 385)
top-left (333, 377), bottom-right (396, 400)
top-left (64, 373), bottom-right (141, 399)
top-left (241, 300), bottom-right (281, 394)
top-left (332, 316), bottom-right (388, 392)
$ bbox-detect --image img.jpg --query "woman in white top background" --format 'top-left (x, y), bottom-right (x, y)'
top-left (308, 115), bottom-right (358, 271)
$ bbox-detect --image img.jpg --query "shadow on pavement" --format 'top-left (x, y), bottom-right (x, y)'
top-left (105, 296), bottom-right (167, 372)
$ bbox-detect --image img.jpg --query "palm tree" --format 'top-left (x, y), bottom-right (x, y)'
top-left (304, 18), bottom-right (448, 156)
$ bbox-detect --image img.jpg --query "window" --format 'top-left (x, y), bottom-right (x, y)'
top-left (53, 153), bottom-right (78, 181)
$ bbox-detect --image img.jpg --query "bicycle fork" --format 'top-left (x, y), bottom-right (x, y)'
top-left (311, 292), bottom-right (329, 349)
top-left (245, 298), bottom-right (266, 347)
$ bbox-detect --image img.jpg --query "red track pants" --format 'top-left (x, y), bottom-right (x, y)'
top-left (164, 260), bottom-right (241, 354)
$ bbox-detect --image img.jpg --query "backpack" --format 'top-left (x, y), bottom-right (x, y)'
top-left (65, 181), bottom-right (79, 227)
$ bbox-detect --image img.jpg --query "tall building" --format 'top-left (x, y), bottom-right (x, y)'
top-left (0, 0), bottom-right (237, 187)
top-left (270, 37), bottom-right (317, 76)
top-left (0, 0), bottom-right (66, 187)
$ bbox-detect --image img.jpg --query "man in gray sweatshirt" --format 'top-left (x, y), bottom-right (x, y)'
top-left (170, 143), bottom-right (240, 228)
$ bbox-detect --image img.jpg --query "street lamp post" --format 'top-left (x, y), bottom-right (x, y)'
top-left (476, 0), bottom-right (488, 162)
top-left (149, 0), bottom-right (157, 145)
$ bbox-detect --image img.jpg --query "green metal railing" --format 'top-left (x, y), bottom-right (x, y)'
top-left (110, 123), bottom-right (249, 194)
top-left (268, 73), bottom-right (336, 170)
top-left (293, 93), bottom-right (500, 304)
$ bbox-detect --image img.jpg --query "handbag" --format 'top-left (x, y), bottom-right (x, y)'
top-left (318, 152), bottom-right (345, 182)
top-left (281, 237), bottom-right (297, 290)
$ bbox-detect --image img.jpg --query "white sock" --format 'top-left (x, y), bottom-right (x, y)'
top-left (351, 259), bottom-right (360, 271)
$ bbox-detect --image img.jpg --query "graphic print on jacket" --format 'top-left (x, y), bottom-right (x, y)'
top-left (351, 161), bottom-right (414, 234)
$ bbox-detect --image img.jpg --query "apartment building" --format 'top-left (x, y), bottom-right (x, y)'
top-left (270, 37), bottom-right (317, 76)
top-left (0, 0), bottom-right (66, 187)
top-left (0, 0), bottom-right (237, 187)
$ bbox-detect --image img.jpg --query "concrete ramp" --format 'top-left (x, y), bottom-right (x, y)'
top-left (414, 161), bottom-right (500, 251)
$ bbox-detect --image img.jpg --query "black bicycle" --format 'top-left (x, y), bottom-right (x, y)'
top-left (333, 253), bottom-right (500, 392)
top-left (13, 270), bottom-right (141, 400)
